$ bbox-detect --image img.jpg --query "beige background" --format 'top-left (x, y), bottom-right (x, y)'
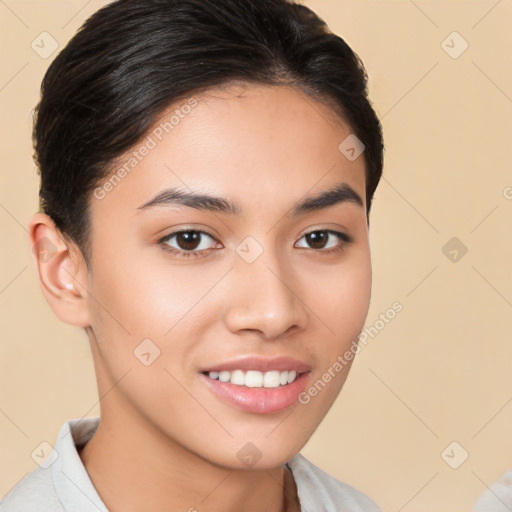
top-left (1, 1), bottom-right (511, 510)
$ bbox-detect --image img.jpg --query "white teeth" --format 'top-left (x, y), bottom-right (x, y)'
top-left (245, 370), bottom-right (263, 388)
top-left (263, 370), bottom-right (280, 388)
top-left (219, 371), bottom-right (230, 382)
top-left (207, 369), bottom-right (301, 388)
top-left (231, 369), bottom-right (245, 386)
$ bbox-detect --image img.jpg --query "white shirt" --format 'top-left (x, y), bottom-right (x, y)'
top-left (0, 416), bottom-right (381, 512)
top-left (473, 470), bottom-right (512, 512)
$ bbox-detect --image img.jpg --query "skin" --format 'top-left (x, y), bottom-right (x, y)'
top-left (29, 83), bottom-right (372, 512)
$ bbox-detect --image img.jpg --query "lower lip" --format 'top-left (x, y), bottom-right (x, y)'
top-left (200, 372), bottom-right (310, 414)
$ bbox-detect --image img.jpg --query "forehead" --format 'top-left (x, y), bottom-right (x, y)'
top-left (90, 83), bottom-right (367, 218)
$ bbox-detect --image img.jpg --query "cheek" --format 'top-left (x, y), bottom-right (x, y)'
top-left (85, 247), bottom-right (232, 379)
top-left (296, 251), bottom-right (371, 421)
top-left (85, 256), bottom-right (212, 414)
top-left (342, 253), bottom-right (372, 331)
top-left (89, 244), bottom-right (222, 332)
top-left (312, 248), bottom-right (372, 348)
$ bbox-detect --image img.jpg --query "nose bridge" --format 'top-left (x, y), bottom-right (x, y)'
top-left (223, 237), bottom-right (307, 338)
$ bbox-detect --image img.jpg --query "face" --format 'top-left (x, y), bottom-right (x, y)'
top-left (84, 83), bottom-right (371, 469)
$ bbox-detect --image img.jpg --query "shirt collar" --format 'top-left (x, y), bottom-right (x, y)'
top-left (51, 415), bottom-right (107, 512)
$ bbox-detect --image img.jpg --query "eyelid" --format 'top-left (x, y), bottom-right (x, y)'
top-left (301, 225), bottom-right (352, 240)
top-left (158, 229), bottom-right (221, 247)
top-left (156, 225), bottom-right (220, 244)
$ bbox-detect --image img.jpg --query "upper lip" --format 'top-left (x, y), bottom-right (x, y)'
top-left (200, 356), bottom-right (311, 374)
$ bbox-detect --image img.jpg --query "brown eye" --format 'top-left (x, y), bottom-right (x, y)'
top-left (295, 229), bottom-right (352, 252)
top-left (175, 231), bottom-right (201, 250)
top-left (160, 230), bottom-right (219, 255)
top-left (304, 231), bottom-right (328, 249)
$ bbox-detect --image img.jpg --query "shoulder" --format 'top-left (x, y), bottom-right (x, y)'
top-left (0, 467), bottom-right (64, 512)
top-left (1, 416), bottom-right (101, 512)
top-left (287, 453), bottom-right (381, 512)
top-left (473, 469), bottom-right (512, 512)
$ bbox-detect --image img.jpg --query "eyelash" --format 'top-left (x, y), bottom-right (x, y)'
top-left (157, 228), bottom-right (353, 259)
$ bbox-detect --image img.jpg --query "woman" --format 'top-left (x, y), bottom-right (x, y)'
top-left (1, 0), bottom-right (384, 510)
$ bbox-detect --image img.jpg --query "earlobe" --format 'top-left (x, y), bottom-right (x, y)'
top-left (28, 212), bottom-right (91, 327)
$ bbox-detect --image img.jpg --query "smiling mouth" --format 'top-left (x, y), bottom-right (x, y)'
top-left (202, 369), bottom-right (302, 388)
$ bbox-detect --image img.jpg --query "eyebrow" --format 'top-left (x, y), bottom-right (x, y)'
top-left (137, 181), bottom-right (363, 215)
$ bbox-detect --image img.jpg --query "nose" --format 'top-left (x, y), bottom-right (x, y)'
top-left (222, 247), bottom-right (309, 340)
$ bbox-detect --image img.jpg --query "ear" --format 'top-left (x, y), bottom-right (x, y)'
top-left (28, 212), bottom-right (91, 327)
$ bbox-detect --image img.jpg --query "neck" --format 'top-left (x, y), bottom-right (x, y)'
top-left (78, 390), bottom-right (290, 512)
